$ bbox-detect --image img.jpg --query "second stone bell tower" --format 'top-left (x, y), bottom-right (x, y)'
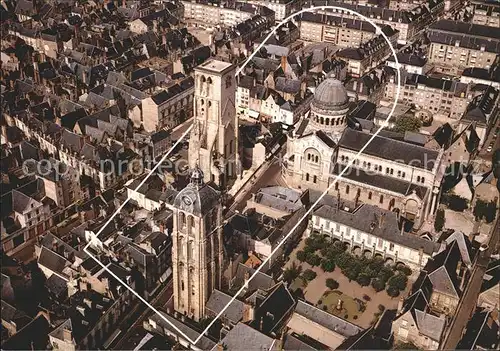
top-left (188, 59), bottom-right (239, 188)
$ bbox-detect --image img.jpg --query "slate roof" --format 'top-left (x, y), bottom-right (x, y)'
top-left (414, 309), bottom-right (447, 341)
top-left (457, 308), bottom-right (499, 350)
top-left (314, 204), bottom-right (439, 254)
top-left (216, 322), bottom-right (278, 351)
top-left (38, 247), bottom-right (70, 279)
top-left (275, 77), bottom-right (301, 94)
top-left (339, 128), bottom-right (440, 170)
top-left (1, 315), bottom-right (50, 350)
top-left (426, 240), bottom-right (462, 297)
top-left (232, 263), bottom-right (275, 294)
top-left (45, 273), bottom-right (68, 297)
top-left (331, 164), bottom-right (429, 199)
top-left (293, 300), bottom-right (363, 337)
top-left (206, 289), bottom-right (244, 324)
top-left (251, 282), bottom-right (296, 334)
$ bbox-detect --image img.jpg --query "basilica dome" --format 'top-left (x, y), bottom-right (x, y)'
top-left (312, 78), bottom-right (349, 111)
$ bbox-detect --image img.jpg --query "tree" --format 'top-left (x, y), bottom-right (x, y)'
top-left (283, 262), bottom-right (302, 284)
top-left (356, 273), bottom-right (371, 287)
top-left (474, 199), bottom-right (498, 224)
top-left (296, 250), bottom-right (307, 262)
top-left (378, 266), bottom-right (395, 283)
top-left (326, 278), bottom-right (339, 290)
top-left (442, 193), bottom-right (468, 211)
top-left (371, 278), bottom-right (386, 292)
top-left (336, 252), bottom-right (352, 269)
top-left (397, 266), bottom-right (412, 276)
top-left (302, 269), bottom-right (317, 281)
top-left (434, 208), bottom-right (445, 232)
top-left (392, 115), bottom-right (422, 133)
top-left (386, 285), bottom-right (400, 297)
top-left (306, 253), bottom-right (322, 267)
top-left (321, 259), bottom-right (335, 272)
top-left (388, 273), bottom-right (408, 291)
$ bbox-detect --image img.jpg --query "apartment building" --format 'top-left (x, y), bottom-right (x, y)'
top-left (299, 12), bottom-right (398, 48)
top-left (427, 20), bottom-right (500, 74)
top-left (302, 0), bottom-right (437, 44)
top-left (384, 70), bottom-right (471, 120)
top-left (181, 0), bottom-right (275, 28)
top-left (244, 0), bottom-right (300, 22)
top-left (337, 29), bottom-right (399, 77)
top-left (470, 0), bottom-right (500, 27)
top-left (140, 76), bottom-right (194, 132)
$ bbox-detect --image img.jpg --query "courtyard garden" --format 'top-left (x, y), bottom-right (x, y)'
top-left (289, 233), bottom-right (412, 298)
top-left (282, 233), bottom-right (414, 327)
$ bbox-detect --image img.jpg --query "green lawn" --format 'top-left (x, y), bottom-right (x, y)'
top-left (318, 290), bottom-right (365, 324)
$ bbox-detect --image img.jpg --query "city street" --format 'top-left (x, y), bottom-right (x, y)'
top-left (440, 216), bottom-right (500, 349)
top-left (110, 279), bottom-right (174, 350)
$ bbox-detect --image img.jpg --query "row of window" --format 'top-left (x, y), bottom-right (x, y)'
top-left (312, 114), bottom-right (346, 127)
top-left (306, 153), bottom-right (320, 163)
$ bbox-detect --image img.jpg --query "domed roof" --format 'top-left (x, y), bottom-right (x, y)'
top-left (313, 78), bottom-right (349, 110)
top-left (173, 167), bottom-right (220, 216)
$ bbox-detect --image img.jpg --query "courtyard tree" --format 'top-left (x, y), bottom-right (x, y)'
top-left (378, 266), bottom-right (395, 283)
top-left (306, 253), bottom-right (322, 267)
top-left (356, 273), bottom-right (371, 287)
top-left (397, 265), bottom-right (412, 276)
top-left (336, 252), bottom-right (352, 269)
top-left (326, 278), bottom-right (339, 290)
top-left (302, 269), bottom-right (317, 281)
top-left (371, 278), bottom-right (386, 292)
top-left (283, 262), bottom-right (302, 284)
top-left (296, 250), bottom-right (307, 262)
top-left (386, 285), bottom-right (400, 298)
top-left (388, 273), bottom-right (408, 291)
top-left (321, 259), bottom-right (335, 272)
top-left (434, 208), bottom-right (445, 232)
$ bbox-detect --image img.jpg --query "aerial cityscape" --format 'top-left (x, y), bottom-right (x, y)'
top-left (0, 0), bottom-right (499, 350)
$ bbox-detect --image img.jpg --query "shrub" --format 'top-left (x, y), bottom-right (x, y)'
top-left (296, 250), bottom-right (307, 262)
top-left (378, 266), bottom-right (395, 283)
top-left (344, 314), bottom-right (349, 319)
top-left (474, 199), bottom-right (498, 223)
top-left (302, 269), bottom-right (317, 281)
top-left (356, 273), bottom-right (371, 287)
top-left (363, 294), bottom-right (371, 301)
top-left (371, 278), bottom-right (386, 292)
top-left (378, 304), bottom-right (385, 312)
top-left (442, 193), bottom-right (468, 212)
top-left (318, 300), bottom-right (323, 305)
top-left (322, 305), bottom-right (328, 311)
top-left (326, 278), bottom-right (339, 290)
top-left (353, 315), bottom-right (358, 320)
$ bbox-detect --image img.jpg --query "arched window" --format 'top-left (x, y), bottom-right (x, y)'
top-left (200, 99), bottom-right (205, 105)
top-left (179, 212), bottom-right (186, 228)
top-left (306, 173), bottom-right (310, 181)
top-left (386, 167), bottom-right (390, 174)
top-left (335, 182), bottom-right (339, 191)
top-left (207, 77), bottom-right (212, 84)
top-left (320, 117), bottom-right (324, 125)
top-left (417, 176), bottom-right (421, 182)
top-left (346, 185), bottom-right (350, 194)
top-left (356, 188), bottom-right (361, 197)
top-left (313, 175), bottom-right (317, 183)
top-left (315, 155), bottom-right (319, 163)
top-left (363, 161), bottom-right (367, 168)
top-left (379, 195), bottom-right (384, 204)
top-left (201, 75), bottom-right (206, 82)
top-left (421, 177), bottom-right (425, 183)
top-left (307, 154), bottom-right (311, 161)
top-left (326, 118), bottom-right (330, 126)
top-left (367, 162), bottom-right (371, 169)
top-left (368, 191), bottom-right (372, 200)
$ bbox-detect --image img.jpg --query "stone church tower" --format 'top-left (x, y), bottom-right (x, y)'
top-left (188, 59), bottom-right (239, 188)
top-left (171, 167), bottom-right (224, 321)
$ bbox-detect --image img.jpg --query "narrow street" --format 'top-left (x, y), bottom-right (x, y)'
top-left (110, 278), bottom-right (174, 350)
top-left (440, 216), bottom-right (499, 349)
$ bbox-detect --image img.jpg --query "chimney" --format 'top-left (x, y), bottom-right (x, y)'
top-left (379, 212), bottom-right (385, 229)
top-left (242, 303), bottom-right (254, 322)
top-left (281, 56), bottom-right (287, 72)
top-left (63, 328), bottom-right (72, 342)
